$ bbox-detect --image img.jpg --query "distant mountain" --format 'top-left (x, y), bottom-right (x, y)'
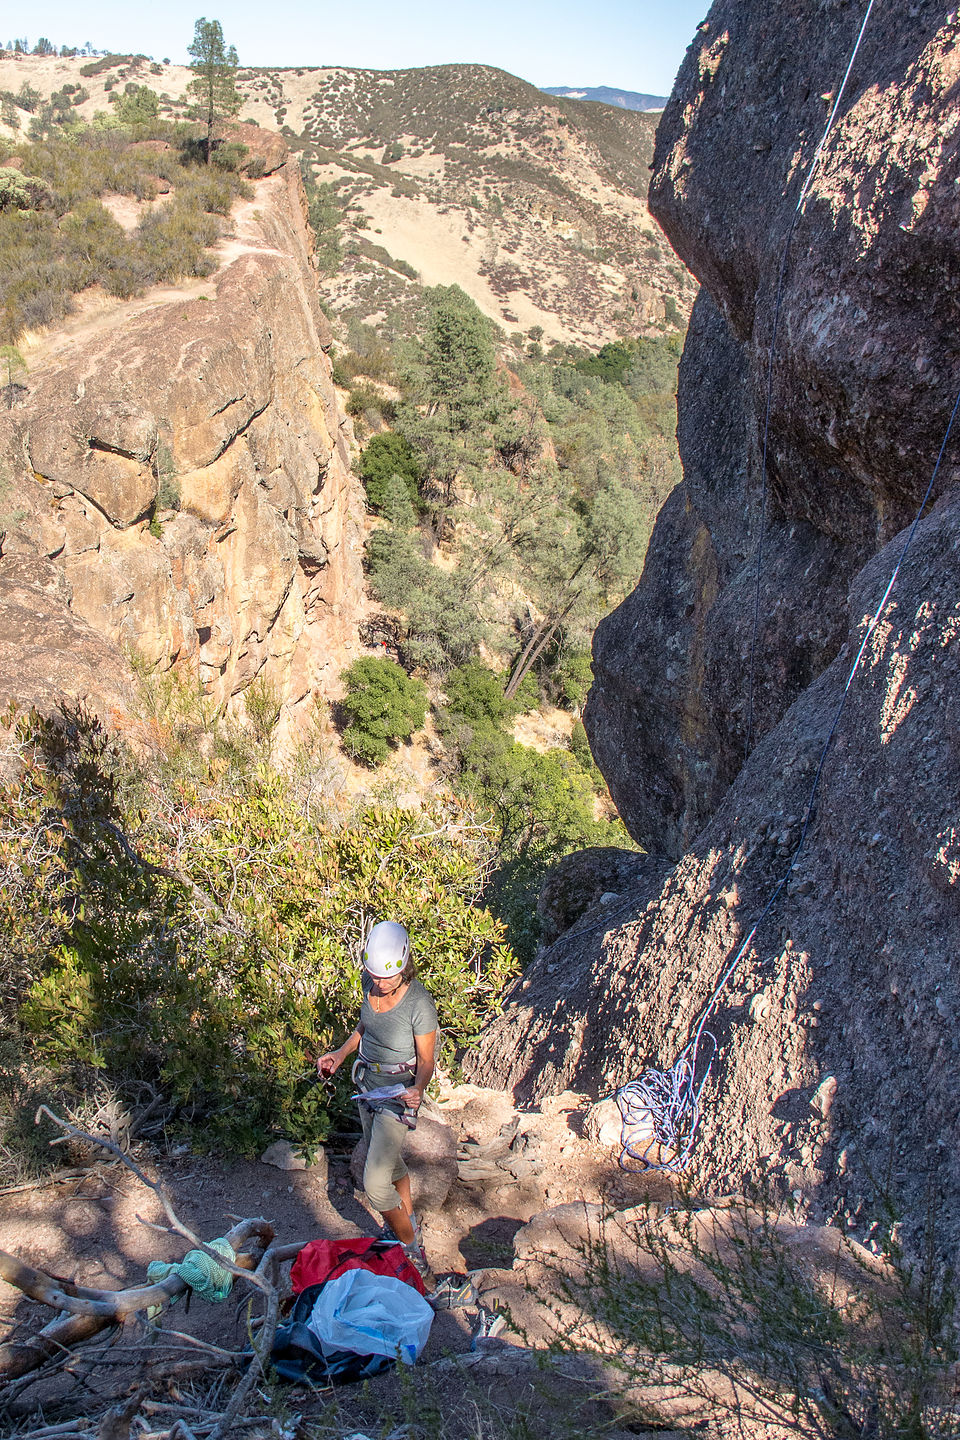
top-left (542, 86), bottom-right (667, 112)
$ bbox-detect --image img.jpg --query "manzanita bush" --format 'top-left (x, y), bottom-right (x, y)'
top-left (0, 704), bottom-right (516, 1157)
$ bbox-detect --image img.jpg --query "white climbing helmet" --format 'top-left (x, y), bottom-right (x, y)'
top-left (363, 920), bottom-right (410, 978)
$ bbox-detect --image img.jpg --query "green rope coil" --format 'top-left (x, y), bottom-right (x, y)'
top-left (147, 1237), bottom-right (237, 1306)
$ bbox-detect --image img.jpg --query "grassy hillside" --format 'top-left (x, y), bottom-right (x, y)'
top-left (0, 51), bottom-right (696, 347)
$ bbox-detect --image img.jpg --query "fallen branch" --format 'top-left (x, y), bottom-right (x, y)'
top-left (0, 1109), bottom-right (318, 1440)
top-left (34, 1107), bottom-right (275, 1298)
top-left (0, 1165), bottom-right (121, 1198)
top-left (0, 1212), bottom-right (271, 1386)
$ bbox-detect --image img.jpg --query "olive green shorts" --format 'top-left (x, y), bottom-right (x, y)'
top-left (356, 1070), bottom-right (413, 1212)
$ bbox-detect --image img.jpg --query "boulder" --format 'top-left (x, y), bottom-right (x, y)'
top-left (260, 1140), bottom-right (308, 1172)
top-left (350, 1113), bottom-right (457, 1214)
top-left (467, 4), bottom-right (960, 1267)
top-left (582, 1098), bottom-right (622, 1150)
top-left (537, 847), bottom-right (668, 946)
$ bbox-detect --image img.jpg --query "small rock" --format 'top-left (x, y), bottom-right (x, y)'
top-left (260, 1140), bottom-right (308, 1171)
top-left (810, 1075), bottom-right (838, 1120)
top-left (583, 1097), bottom-right (623, 1148)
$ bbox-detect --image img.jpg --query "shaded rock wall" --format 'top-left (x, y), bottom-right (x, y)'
top-left (471, 4), bottom-right (960, 1251)
top-left (586, 1), bottom-right (960, 855)
top-left (471, 494), bottom-right (960, 1248)
top-left (0, 154), bottom-right (364, 731)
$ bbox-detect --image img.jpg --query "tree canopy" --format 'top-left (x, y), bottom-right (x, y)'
top-left (186, 17), bottom-right (241, 161)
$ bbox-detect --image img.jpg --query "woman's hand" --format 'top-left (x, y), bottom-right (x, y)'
top-left (401, 1086), bottom-right (422, 1111)
top-left (317, 1050), bottom-right (343, 1077)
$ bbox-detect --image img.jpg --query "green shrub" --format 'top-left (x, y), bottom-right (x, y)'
top-left (1, 703), bottom-right (516, 1158)
top-left (340, 656), bottom-right (428, 766)
top-left (440, 661), bottom-right (537, 731)
top-left (346, 382), bottom-right (396, 429)
top-left (569, 719), bottom-right (592, 769)
top-left (555, 1192), bottom-right (958, 1440)
top-left (542, 647), bottom-right (593, 710)
top-left (0, 169), bottom-right (49, 211)
top-left (114, 84), bottom-right (160, 126)
top-left (0, 125), bottom-right (248, 342)
top-left (358, 431), bottom-right (422, 513)
top-left (453, 726), bottom-right (633, 958)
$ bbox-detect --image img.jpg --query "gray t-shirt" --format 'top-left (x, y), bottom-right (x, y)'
top-left (359, 977), bottom-right (438, 1068)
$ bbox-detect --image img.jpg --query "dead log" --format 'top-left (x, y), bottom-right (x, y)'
top-left (0, 1216), bottom-right (273, 1384)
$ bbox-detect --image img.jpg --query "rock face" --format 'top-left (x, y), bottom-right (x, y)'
top-left (586, 4), bottom-right (960, 856)
top-left (0, 151), bottom-right (364, 732)
top-left (471, 6), bottom-right (960, 1254)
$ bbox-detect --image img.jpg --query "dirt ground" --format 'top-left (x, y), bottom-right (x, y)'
top-left (0, 1087), bottom-right (677, 1437)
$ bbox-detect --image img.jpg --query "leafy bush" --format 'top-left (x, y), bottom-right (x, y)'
top-left (358, 431), bottom-right (422, 513)
top-left (454, 729), bottom-right (632, 959)
top-left (114, 84), bottom-right (160, 126)
top-left (340, 656), bottom-right (428, 766)
top-left (0, 126), bottom-right (249, 342)
top-left (440, 660), bottom-right (536, 730)
top-left (346, 381), bottom-right (396, 429)
top-left (0, 703), bottom-right (516, 1159)
top-left (0, 169), bottom-right (49, 212)
top-left (79, 54), bottom-right (143, 78)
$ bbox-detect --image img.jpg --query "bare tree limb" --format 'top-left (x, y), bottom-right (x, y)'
top-left (0, 1214), bottom-right (272, 1385)
top-left (206, 1244), bottom-right (282, 1440)
top-left (34, 1108), bottom-right (274, 1296)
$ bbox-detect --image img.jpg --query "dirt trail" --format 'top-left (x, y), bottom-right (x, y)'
top-left (0, 1083), bottom-right (665, 1424)
top-left (20, 176), bottom-right (291, 378)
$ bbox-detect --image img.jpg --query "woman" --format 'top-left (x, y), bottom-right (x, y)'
top-left (317, 920), bottom-right (437, 1283)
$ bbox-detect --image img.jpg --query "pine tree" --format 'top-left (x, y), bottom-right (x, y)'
top-left (186, 17), bottom-right (241, 163)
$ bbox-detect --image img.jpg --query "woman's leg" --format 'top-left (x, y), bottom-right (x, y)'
top-left (363, 1108), bottom-right (414, 1242)
top-left (395, 1173), bottom-right (413, 1218)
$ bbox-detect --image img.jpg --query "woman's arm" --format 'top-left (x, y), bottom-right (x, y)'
top-left (316, 1023), bottom-right (364, 1076)
top-left (403, 1029), bottom-right (436, 1112)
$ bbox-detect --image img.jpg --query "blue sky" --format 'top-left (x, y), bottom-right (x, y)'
top-left (9, 1), bottom-right (710, 95)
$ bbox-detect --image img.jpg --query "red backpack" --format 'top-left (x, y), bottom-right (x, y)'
top-left (290, 1236), bottom-right (426, 1297)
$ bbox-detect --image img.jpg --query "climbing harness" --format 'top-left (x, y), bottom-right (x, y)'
top-left (352, 1056), bottom-right (418, 1129)
top-left (146, 1236), bottom-right (237, 1307)
top-left (356, 1052), bottom-right (417, 1075)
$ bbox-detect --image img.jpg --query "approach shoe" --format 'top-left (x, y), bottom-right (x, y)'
top-left (428, 1274), bottom-right (478, 1310)
top-left (470, 1303), bottom-right (506, 1349)
top-left (402, 1241), bottom-right (435, 1291)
